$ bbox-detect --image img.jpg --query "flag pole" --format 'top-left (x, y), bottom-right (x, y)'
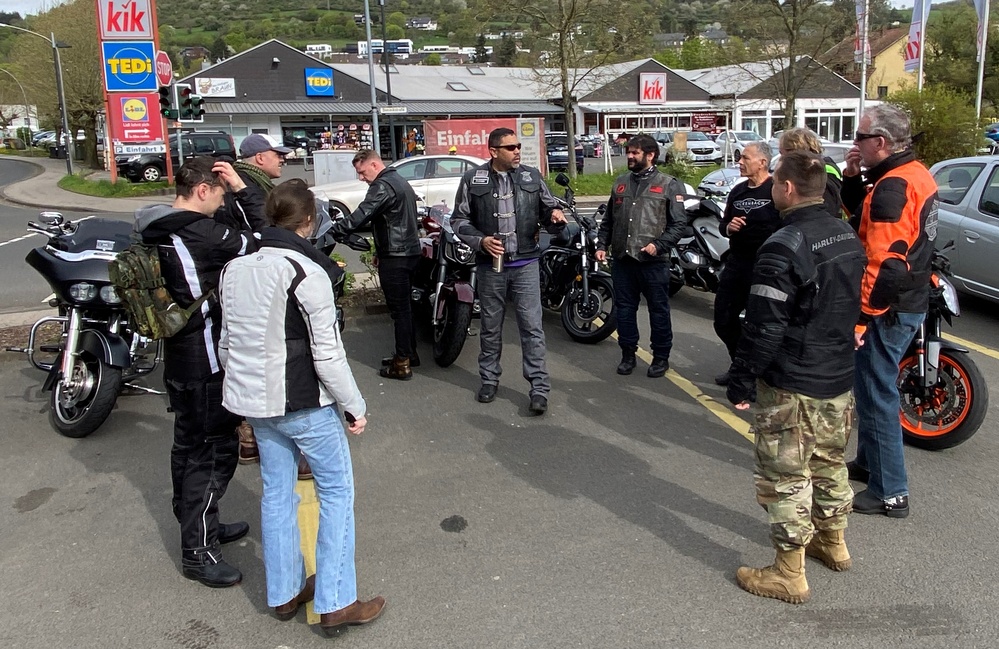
top-left (859, 0), bottom-right (870, 115)
top-left (976, 0), bottom-right (990, 121)
top-left (917, 0), bottom-right (927, 91)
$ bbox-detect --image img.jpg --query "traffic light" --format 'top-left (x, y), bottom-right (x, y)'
top-left (174, 83), bottom-right (194, 121)
top-left (189, 94), bottom-right (205, 122)
top-left (158, 85), bottom-right (177, 119)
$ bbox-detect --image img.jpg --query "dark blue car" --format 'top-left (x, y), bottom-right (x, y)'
top-left (545, 133), bottom-right (584, 174)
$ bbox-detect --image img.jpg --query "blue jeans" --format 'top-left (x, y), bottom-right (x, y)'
top-left (611, 256), bottom-right (674, 359)
top-left (853, 311), bottom-right (924, 499)
top-left (248, 406), bottom-right (357, 614)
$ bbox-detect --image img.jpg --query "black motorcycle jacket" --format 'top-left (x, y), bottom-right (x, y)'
top-left (727, 201), bottom-right (867, 402)
top-left (135, 204), bottom-right (257, 382)
top-left (331, 166), bottom-right (420, 258)
top-left (452, 162), bottom-right (560, 264)
top-left (597, 166), bottom-right (687, 263)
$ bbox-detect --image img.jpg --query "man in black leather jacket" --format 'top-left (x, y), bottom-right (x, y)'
top-left (596, 134), bottom-right (687, 378)
top-left (726, 151), bottom-right (866, 605)
top-left (331, 149), bottom-right (421, 380)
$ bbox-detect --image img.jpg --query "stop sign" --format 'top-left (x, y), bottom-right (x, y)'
top-left (155, 51), bottom-right (173, 87)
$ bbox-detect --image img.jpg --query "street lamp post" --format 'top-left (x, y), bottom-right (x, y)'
top-left (0, 23), bottom-right (73, 174)
top-left (0, 68), bottom-right (33, 144)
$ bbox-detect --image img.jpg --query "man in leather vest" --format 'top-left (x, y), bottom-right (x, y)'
top-left (596, 134), bottom-right (687, 378)
top-left (727, 150), bottom-right (867, 605)
top-left (452, 127), bottom-right (566, 414)
top-left (332, 149), bottom-right (421, 380)
top-left (841, 104), bottom-right (938, 519)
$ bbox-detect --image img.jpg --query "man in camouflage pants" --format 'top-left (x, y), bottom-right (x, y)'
top-left (727, 151), bottom-right (867, 604)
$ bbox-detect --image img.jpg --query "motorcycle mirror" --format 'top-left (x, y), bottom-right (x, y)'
top-left (39, 211), bottom-right (65, 225)
top-left (555, 173), bottom-right (571, 187)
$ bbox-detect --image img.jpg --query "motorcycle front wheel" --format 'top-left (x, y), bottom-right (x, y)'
top-left (50, 352), bottom-right (123, 438)
top-left (433, 297), bottom-right (473, 367)
top-left (898, 350), bottom-right (989, 450)
top-left (561, 275), bottom-right (616, 343)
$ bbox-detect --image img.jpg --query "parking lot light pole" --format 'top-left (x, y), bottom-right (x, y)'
top-left (0, 68), bottom-right (33, 143)
top-left (0, 23), bottom-right (74, 175)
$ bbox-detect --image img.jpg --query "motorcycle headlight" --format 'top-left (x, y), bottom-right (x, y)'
top-left (69, 282), bottom-right (97, 302)
top-left (100, 285), bottom-right (122, 304)
top-left (939, 276), bottom-right (960, 316)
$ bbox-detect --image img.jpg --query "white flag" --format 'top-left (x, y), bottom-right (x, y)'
top-left (904, 0), bottom-right (930, 73)
top-left (973, 0), bottom-right (987, 62)
top-left (854, 0), bottom-right (871, 65)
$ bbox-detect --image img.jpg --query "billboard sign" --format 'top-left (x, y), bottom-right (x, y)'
top-left (423, 118), bottom-right (545, 171)
top-left (99, 0), bottom-right (154, 39)
top-left (305, 68), bottom-right (335, 96)
top-left (102, 41), bottom-right (157, 92)
top-left (639, 72), bottom-right (667, 105)
top-left (194, 77), bottom-right (236, 97)
top-left (107, 92), bottom-right (165, 143)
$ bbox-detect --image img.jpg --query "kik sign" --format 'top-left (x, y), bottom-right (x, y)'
top-left (102, 41), bottom-right (157, 92)
top-left (639, 72), bottom-right (667, 105)
top-left (305, 68), bottom-right (334, 96)
top-left (99, 0), bottom-right (153, 39)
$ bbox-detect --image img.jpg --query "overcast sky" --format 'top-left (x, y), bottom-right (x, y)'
top-left (3, 0), bottom-right (916, 22)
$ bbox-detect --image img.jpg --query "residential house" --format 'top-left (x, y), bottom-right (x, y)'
top-left (823, 27), bottom-right (914, 100)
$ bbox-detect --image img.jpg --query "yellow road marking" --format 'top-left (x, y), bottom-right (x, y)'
top-left (609, 330), bottom-right (753, 442)
top-left (943, 332), bottom-right (999, 361)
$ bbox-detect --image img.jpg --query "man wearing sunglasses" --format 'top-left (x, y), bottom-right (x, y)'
top-left (841, 104), bottom-right (939, 519)
top-left (452, 127), bottom-right (566, 415)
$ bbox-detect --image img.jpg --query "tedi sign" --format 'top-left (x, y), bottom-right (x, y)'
top-left (99, 0), bottom-right (154, 39)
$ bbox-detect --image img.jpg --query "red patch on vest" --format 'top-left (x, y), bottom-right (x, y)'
top-left (649, 185), bottom-right (664, 194)
top-left (615, 184), bottom-right (626, 194)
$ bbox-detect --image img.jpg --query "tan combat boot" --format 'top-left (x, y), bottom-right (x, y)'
top-left (805, 529), bottom-right (852, 571)
top-left (736, 547), bottom-right (811, 604)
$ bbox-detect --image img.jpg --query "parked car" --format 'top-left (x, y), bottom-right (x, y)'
top-left (31, 130), bottom-right (55, 147)
top-left (545, 133), bottom-right (584, 173)
top-left (652, 130), bottom-right (722, 165)
top-left (311, 154), bottom-right (486, 218)
top-left (929, 155), bottom-right (999, 303)
top-left (985, 123), bottom-right (999, 143)
top-left (115, 131), bottom-right (236, 183)
top-left (715, 130), bottom-right (766, 161)
top-left (698, 143), bottom-right (850, 200)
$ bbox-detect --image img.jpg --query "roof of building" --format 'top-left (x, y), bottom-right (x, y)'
top-left (205, 100), bottom-right (561, 116)
top-left (677, 61), bottom-right (783, 96)
top-left (823, 27), bottom-right (908, 64)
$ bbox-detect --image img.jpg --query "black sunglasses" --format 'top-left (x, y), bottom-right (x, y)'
top-left (492, 143), bottom-right (522, 151)
top-left (854, 131), bottom-right (883, 142)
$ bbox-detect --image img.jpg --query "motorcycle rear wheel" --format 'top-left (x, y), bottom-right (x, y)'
top-left (561, 275), bottom-right (616, 343)
top-left (898, 351), bottom-right (989, 450)
top-left (50, 352), bottom-right (123, 438)
top-left (433, 298), bottom-right (472, 367)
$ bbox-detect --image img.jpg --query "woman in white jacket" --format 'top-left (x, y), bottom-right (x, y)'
top-left (218, 179), bottom-right (385, 634)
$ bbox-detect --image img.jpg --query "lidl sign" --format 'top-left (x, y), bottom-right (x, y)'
top-left (305, 68), bottom-right (334, 97)
top-left (102, 41), bottom-right (157, 92)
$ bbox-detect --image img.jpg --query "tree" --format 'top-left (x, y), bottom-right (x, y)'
top-left (388, 11), bottom-right (408, 28)
top-left (10, 0), bottom-right (103, 168)
top-left (386, 24), bottom-right (406, 40)
top-left (888, 84), bottom-right (979, 166)
top-left (424, 52), bottom-right (442, 65)
top-left (486, 0), bottom-right (646, 180)
top-left (924, 3), bottom-right (999, 114)
top-left (496, 34), bottom-right (517, 66)
top-left (474, 33), bottom-right (490, 63)
top-left (723, 0), bottom-right (847, 125)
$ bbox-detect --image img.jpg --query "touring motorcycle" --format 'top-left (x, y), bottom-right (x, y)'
top-left (668, 195), bottom-right (729, 296)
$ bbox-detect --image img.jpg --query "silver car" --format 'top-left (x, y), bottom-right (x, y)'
top-left (930, 155), bottom-right (999, 303)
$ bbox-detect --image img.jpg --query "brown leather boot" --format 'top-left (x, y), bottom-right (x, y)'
top-left (379, 355), bottom-right (412, 381)
top-left (736, 547), bottom-right (810, 604)
top-left (320, 597), bottom-right (386, 636)
top-left (274, 574), bottom-right (316, 621)
top-left (297, 455), bottom-right (313, 481)
top-left (236, 421), bottom-right (259, 465)
top-left (805, 528), bottom-right (852, 571)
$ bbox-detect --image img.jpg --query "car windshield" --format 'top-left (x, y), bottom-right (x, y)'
top-left (547, 136), bottom-right (568, 147)
top-left (736, 131), bottom-right (764, 141)
top-left (686, 132), bottom-right (710, 141)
